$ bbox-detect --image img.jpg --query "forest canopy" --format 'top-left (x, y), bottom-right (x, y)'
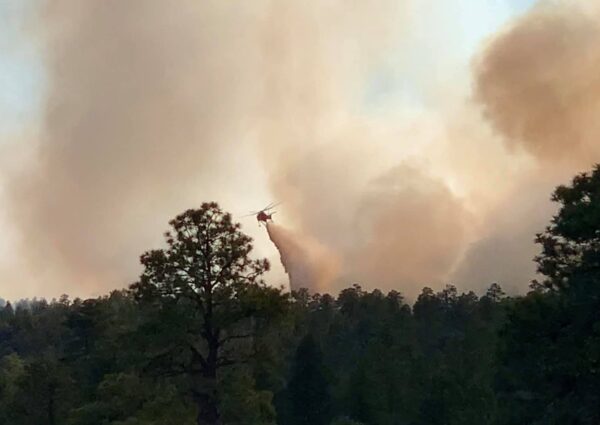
top-left (1, 165), bottom-right (600, 425)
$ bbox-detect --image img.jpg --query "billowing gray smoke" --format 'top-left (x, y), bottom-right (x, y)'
top-left (2, 0), bottom-right (600, 300)
top-left (475, 1), bottom-right (600, 165)
top-left (458, 0), bottom-right (600, 292)
top-left (4, 0), bottom-right (264, 297)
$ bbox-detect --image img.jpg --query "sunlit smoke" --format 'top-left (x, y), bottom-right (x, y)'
top-left (2, 0), bottom-right (600, 300)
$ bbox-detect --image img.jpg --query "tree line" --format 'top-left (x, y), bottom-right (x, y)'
top-left (1, 166), bottom-right (600, 425)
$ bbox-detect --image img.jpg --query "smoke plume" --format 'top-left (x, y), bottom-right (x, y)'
top-left (453, 0), bottom-right (600, 292)
top-left (3, 0), bottom-right (265, 297)
top-left (475, 1), bottom-right (600, 165)
top-left (3, 0), bottom-right (600, 300)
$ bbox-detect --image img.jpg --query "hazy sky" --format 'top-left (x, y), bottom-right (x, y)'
top-left (1, 0), bottom-right (534, 138)
top-left (3, 0), bottom-right (594, 301)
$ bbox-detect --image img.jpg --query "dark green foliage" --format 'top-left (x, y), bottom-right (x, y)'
top-left (330, 418), bottom-right (364, 425)
top-left (535, 164), bottom-right (600, 291)
top-left (287, 335), bottom-right (332, 425)
top-left (496, 165), bottom-right (600, 425)
top-left (129, 203), bottom-right (288, 425)
top-left (68, 373), bottom-right (195, 425)
top-left (0, 172), bottom-right (598, 425)
top-left (219, 367), bottom-right (277, 425)
top-left (0, 274), bottom-right (507, 425)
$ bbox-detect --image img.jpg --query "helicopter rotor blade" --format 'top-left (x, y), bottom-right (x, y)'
top-left (240, 211), bottom-right (259, 218)
top-left (263, 202), bottom-right (281, 211)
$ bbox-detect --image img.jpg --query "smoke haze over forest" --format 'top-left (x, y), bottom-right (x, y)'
top-left (1, 0), bottom-right (599, 299)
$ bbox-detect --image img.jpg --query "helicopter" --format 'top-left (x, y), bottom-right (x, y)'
top-left (243, 202), bottom-right (280, 226)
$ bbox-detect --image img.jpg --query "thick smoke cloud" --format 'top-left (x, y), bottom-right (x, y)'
top-left (347, 165), bottom-right (469, 293)
top-left (457, 0), bottom-right (600, 292)
top-left (4, 0), bottom-right (600, 300)
top-left (475, 1), bottom-right (600, 165)
top-left (2, 0), bottom-right (419, 298)
top-left (267, 164), bottom-right (469, 296)
top-left (450, 175), bottom-right (556, 293)
top-left (254, 1), bottom-right (474, 297)
top-left (5, 0), bottom-right (265, 297)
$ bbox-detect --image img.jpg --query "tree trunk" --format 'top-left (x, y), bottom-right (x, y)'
top-left (196, 396), bottom-right (221, 425)
top-left (195, 371), bottom-right (221, 425)
top-left (196, 341), bottom-right (221, 425)
top-left (47, 385), bottom-right (56, 425)
top-left (197, 242), bottom-right (221, 425)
